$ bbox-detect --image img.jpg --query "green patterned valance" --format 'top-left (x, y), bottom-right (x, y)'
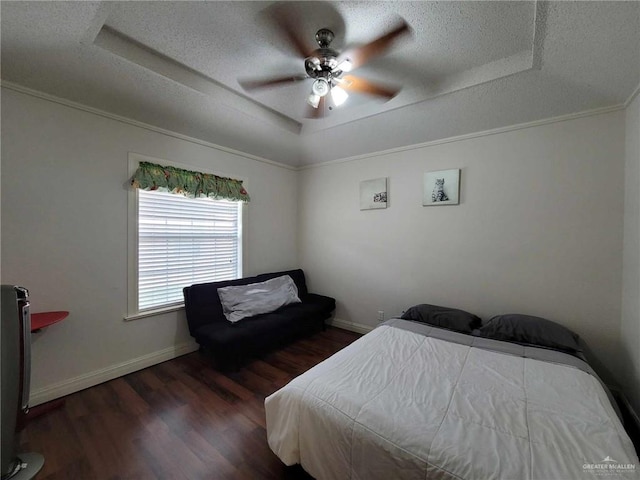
top-left (131, 161), bottom-right (250, 202)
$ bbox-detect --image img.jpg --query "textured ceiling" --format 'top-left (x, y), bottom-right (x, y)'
top-left (1, 1), bottom-right (639, 166)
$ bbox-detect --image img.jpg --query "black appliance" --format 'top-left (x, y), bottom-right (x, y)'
top-left (1, 285), bottom-right (44, 479)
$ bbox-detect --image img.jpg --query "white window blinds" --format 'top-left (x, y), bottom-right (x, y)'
top-left (137, 189), bottom-right (241, 311)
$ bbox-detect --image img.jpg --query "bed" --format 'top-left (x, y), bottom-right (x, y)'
top-left (265, 309), bottom-right (639, 480)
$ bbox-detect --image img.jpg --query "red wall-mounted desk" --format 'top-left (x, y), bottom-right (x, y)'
top-left (31, 311), bottom-right (68, 332)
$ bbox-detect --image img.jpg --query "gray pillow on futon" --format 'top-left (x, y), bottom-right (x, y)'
top-left (217, 275), bottom-right (301, 323)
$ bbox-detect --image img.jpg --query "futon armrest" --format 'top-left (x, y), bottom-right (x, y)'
top-left (301, 293), bottom-right (336, 314)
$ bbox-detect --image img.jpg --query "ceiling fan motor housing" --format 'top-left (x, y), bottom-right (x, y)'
top-left (315, 28), bottom-right (334, 48)
top-left (305, 29), bottom-right (341, 80)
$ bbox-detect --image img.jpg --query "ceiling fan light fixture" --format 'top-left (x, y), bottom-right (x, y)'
top-left (311, 78), bottom-right (330, 97)
top-left (307, 93), bottom-right (321, 108)
top-left (305, 57), bottom-right (321, 72)
top-left (331, 85), bottom-right (349, 106)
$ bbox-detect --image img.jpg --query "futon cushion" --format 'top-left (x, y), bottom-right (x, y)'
top-left (217, 275), bottom-right (301, 323)
top-left (297, 293), bottom-right (336, 315)
top-left (195, 312), bottom-right (294, 346)
top-left (270, 293), bottom-right (335, 319)
top-left (193, 309), bottom-right (322, 354)
top-left (401, 303), bottom-right (481, 333)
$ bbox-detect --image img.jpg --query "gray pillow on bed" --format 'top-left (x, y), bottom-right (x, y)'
top-left (477, 314), bottom-right (582, 354)
top-left (400, 304), bottom-right (481, 334)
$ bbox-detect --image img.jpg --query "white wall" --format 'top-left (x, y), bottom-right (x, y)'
top-left (299, 111), bottom-right (626, 380)
top-left (621, 92), bottom-right (640, 415)
top-left (2, 84), bottom-right (635, 407)
top-left (1, 87), bottom-right (298, 403)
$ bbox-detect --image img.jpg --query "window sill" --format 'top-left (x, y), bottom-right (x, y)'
top-left (124, 304), bottom-right (185, 321)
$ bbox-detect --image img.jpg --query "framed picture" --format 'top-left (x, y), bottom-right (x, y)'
top-left (423, 169), bottom-right (460, 206)
top-left (360, 177), bottom-right (388, 210)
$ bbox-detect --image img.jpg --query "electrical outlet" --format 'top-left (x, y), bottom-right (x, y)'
top-left (377, 310), bottom-right (384, 322)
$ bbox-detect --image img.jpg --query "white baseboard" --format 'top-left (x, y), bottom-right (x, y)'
top-left (29, 321), bottom-right (371, 406)
top-left (29, 341), bottom-right (199, 406)
top-left (326, 317), bottom-right (375, 335)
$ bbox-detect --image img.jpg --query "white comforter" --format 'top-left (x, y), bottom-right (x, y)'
top-left (265, 324), bottom-right (639, 479)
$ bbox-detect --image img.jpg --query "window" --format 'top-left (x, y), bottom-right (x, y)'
top-left (135, 188), bottom-right (242, 313)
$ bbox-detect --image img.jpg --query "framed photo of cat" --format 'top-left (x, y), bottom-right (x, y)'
top-left (423, 169), bottom-right (460, 206)
top-left (360, 177), bottom-right (388, 210)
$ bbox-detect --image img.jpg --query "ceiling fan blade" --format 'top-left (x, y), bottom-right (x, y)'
top-left (266, 6), bottom-right (314, 59)
top-left (239, 75), bottom-right (308, 91)
top-left (342, 75), bottom-right (400, 99)
top-left (337, 20), bottom-right (411, 70)
top-left (306, 95), bottom-right (327, 119)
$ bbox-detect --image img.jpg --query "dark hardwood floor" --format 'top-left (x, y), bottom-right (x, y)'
top-left (19, 327), bottom-right (362, 480)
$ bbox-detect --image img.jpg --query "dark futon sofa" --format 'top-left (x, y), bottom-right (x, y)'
top-left (183, 269), bottom-right (335, 367)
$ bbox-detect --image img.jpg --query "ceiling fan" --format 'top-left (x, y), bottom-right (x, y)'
top-left (239, 13), bottom-right (412, 119)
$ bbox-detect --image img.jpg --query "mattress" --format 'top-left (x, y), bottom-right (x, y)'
top-left (265, 319), bottom-right (639, 479)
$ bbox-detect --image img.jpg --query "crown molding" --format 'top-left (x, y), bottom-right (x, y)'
top-left (625, 81), bottom-right (640, 108)
top-left (93, 25), bottom-right (301, 136)
top-left (0, 80), bottom-right (298, 171)
top-left (3, 79), bottom-right (634, 173)
top-left (300, 103), bottom-right (627, 170)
